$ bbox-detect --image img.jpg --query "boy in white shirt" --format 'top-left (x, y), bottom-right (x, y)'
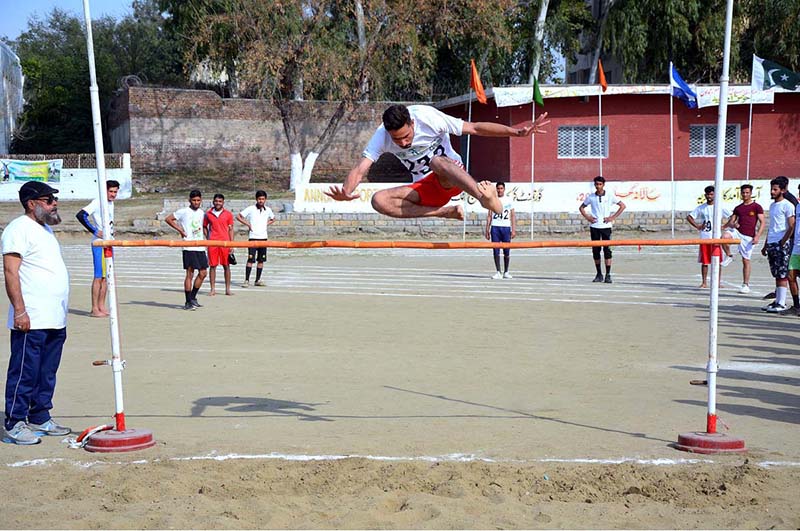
top-left (579, 176), bottom-right (626, 284)
top-left (165, 190), bottom-right (208, 310)
top-left (76, 179), bottom-right (119, 317)
top-left (761, 178), bottom-right (796, 313)
top-left (687, 185), bottom-right (732, 289)
top-left (325, 104), bottom-right (549, 219)
top-left (236, 190), bottom-right (275, 287)
top-left (484, 182), bottom-right (516, 279)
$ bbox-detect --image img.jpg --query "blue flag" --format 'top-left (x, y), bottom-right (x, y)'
top-left (669, 63), bottom-right (698, 109)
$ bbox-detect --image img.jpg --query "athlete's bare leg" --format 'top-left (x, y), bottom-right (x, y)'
top-left (223, 265), bottom-right (233, 295)
top-left (90, 278), bottom-right (109, 317)
top-left (209, 266), bottom-right (217, 296)
top-left (372, 186), bottom-right (464, 220)
top-left (429, 156), bottom-right (502, 215)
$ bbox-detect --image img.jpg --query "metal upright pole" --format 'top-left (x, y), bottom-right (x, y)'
top-left (81, 0), bottom-right (154, 452)
top-left (675, 0), bottom-right (745, 454)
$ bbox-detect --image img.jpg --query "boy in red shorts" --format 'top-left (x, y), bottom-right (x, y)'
top-left (203, 193), bottom-right (234, 296)
top-left (326, 104), bottom-right (549, 219)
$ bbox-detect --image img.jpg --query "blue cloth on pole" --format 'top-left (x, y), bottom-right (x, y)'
top-left (669, 63), bottom-right (698, 109)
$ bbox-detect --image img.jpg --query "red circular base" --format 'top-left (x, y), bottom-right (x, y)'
top-left (674, 431), bottom-right (746, 454)
top-left (84, 428), bottom-right (156, 453)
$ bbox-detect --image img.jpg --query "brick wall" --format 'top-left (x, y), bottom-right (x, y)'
top-left (114, 87), bottom-right (411, 183)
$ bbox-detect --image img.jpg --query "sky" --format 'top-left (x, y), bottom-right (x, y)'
top-left (1, 0), bottom-right (132, 41)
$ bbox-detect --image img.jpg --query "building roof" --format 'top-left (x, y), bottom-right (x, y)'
top-left (436, 84), bottom-right (795, 110)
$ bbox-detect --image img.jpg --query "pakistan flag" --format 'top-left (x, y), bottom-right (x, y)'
top-left (752, 54), bottom-right (800, 91)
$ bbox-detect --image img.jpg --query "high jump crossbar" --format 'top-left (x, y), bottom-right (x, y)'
top-left (94, 238), bottom-right (737, 250)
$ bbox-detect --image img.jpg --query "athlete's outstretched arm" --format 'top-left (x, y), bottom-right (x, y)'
top-left (326, 157), bottom-right (373, 201)
top-left (463, 112), bottom-right (549, 138)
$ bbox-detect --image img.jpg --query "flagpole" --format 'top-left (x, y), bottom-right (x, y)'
top-left (464, 92), bottom-right (472, 241)
top-left (598, 86), bottom-right (603, 176)
top-left (745, 84), bottom-right (754, 182)
top-left (669, 84), bottom-right (675, 237)
top-left (530, 84), bottom-right (537, 241)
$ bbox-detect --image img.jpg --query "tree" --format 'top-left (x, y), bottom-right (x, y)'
top-left (10, 2), bottom-right (185, 154)
top-left (167, 0), bottom-right (527, 189)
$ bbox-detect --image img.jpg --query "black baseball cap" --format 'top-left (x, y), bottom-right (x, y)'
top-left (19, 181), bottom-right (59, 206)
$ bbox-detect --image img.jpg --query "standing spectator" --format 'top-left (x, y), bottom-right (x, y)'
top-left (686, 186), bottom-right (732, 289)
top-left (763, 176), bottom-right (799, 300)
top-left (485, 182), bottom-right (516, 279)
top-left (761, 178), bottom-right (795, 313)
top-left (75, 179), bottom-right (119, 317)
top-left (781, 183), bottom-right (800, 315)
top-left (2, 181), bottom-right (71, 445)
top-left (204, 194), bottom-right (235, 296)
top-left (722, 184), bottom-right (765, 294)
top-left (579, 176), bottom-right (626, 284)
top-left (236, 190), bottom-right (275, 287)
top-left (165, 190), bottom-right (208, 310)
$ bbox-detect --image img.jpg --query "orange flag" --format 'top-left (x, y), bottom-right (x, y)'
top-left (470, 59), bottom-right (487, 104)
top-left (598, 59), bottom-right (608, 92)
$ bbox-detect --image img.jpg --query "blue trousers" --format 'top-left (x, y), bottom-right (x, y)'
top-left (4, 328), bottom-right (67, 430)
top-left (491, 226), bottom-right (511, 258)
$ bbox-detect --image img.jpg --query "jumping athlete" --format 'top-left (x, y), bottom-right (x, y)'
top-left (325, 104), bottom-right (549, 219)
top-left (76, 179), bottom-right (119, 317)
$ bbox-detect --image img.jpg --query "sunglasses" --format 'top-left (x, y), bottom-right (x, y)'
top-left (35, 195), bottom-right (58, 205)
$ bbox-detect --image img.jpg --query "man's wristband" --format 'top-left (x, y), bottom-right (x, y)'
top-left (14, 311), bottom-right (27, 318)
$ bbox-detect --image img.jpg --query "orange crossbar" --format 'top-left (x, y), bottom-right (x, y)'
top-left (94, 238), bottom-right (738, 249)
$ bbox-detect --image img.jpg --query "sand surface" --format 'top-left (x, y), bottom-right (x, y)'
top-left (1, 241), bottom-right (798, 528)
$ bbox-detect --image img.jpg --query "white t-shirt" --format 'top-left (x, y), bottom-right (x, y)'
top-left (240, 205), bottom-right (275, 239)
top-left (689, 203), bottom-right (732, 239)
top-left (1, 215), bottom-right (69, 330)
top-left (83, 198), bottom-right (115, 238)
top-left (173, 207), bottom-right (206, 251)
top-left (582, 192), bottom-right (622, 229)
top-left (767, 199), bottom-right (795, 244)
top-left (490, 197), bottom-right (515, 228)
top-left (362, 105), bottom-right (464, 182)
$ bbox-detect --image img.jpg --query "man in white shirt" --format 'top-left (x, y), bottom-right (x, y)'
top-left (165, 190), bottom-right (208, 310)
top-left (325, 104), bottom-right (549, 220)
top-left (76, 179), bottom-right (119, 317)
top-left (761, 178), bottom-right (796, 313)
top-left (687, 185), bottom-right (732, 289)
top-left (579, 176), bottom-right (626, 284)
top-left (2, 181), bottom-right (72, 445)
top-left (236, 190), bottom-right (275, 287)
top-left (484, 182), bottom-right (516, 279)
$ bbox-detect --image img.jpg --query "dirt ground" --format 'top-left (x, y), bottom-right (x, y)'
top-left (1, 239), bottom-right (798, 529)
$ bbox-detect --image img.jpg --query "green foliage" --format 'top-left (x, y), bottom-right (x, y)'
top-left (10, 1), bottom-right (184, 154)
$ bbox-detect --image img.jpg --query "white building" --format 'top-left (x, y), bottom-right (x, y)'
top-left (0, 42), bottom-right (24, 154)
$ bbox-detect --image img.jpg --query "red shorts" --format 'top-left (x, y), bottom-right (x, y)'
top-left (409, 173), bottom-right (463, 207)
top-left (698, 243), bottom-right (721, 265)
top-left (208, 246), bottom-right (229, 267)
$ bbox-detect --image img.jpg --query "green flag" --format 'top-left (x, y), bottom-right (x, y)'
top-left (533, 77), bottom-right (544, 107)
top-left (752, 54), bottom-right (800, 91)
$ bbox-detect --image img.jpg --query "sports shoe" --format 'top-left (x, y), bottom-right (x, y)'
top-left (778, 306), bottom-right (800, 316)
top-left (762, 302), bottom-right (777, 312)
top-left (766, 303), bottom-right (788, 313)
top-left (492, 272), bottom-right (502, 280)
top-left (190, 299), bottom-right (202, 308)
top-left (254, 280), bottom-right (265, 287)
top-left (182, 302), bottom-right (196, 311)
top-left (503, 272), bottom-right (513, 279)
top-left (592, 274), bottom-right (604, 283)
top-left (29, 419), bottom-right (71, 437)
top-left (721, 255), bottom-right (733, 267)
top-left (738, 284), bottom-right (751, 294)
top-left (241, 281), bottom-right (250, 288)
top-left (3, 421), bottom-right (41, 445)
top-left (604, 274), bottom-right (612, 284)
